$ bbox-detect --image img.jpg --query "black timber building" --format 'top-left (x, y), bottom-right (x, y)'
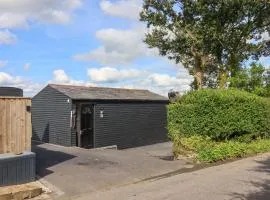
top-left (32, 84), bottom-right (169, 149)
top-left (0, 87), bottom-right (23, 96)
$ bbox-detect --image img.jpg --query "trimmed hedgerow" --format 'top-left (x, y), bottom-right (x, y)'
top-left (168, 89), bottom-right (270, 142)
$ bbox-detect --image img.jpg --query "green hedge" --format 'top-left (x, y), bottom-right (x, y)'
top-left (168, 89), bottom-right (270, 141)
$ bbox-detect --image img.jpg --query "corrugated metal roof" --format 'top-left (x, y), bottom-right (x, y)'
top-left (48, 84), bottom-right (169, 101)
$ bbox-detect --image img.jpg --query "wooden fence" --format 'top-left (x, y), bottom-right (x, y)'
top-left (0, 97), bottom-right (31, 154)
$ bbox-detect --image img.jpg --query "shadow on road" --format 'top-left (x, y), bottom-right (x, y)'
top-left (230, 157), bottom-right (270, 200)
top-left (32, 143), bottom-right (76, 178)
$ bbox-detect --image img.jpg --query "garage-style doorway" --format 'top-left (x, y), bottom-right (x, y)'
top-left (77, 104), bottom-right (94, 148)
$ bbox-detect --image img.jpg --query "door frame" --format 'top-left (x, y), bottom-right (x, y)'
top-left (75, 102), bottom-right (95, 148)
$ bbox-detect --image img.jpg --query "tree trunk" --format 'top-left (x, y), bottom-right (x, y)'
top-left (216, 46), bottom-right (227, 89)
top-left (194, 70), bottom-right (203, 89)
top-left (194, 56), bottom-right (204, 89)
top-left (218, 69), bottom-right (227, 89)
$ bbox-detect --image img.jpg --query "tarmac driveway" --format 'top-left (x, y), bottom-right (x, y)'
top-left (32, 142), bottom-right (192, 199)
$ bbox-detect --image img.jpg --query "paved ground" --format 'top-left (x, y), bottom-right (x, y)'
top-left (71, 153), bottom-right (270, 200)
top-left (32, 142), bottom-right (192, 199)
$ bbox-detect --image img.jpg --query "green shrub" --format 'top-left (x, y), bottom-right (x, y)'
top-left (176, 136), bottom-right (270, 162)
top-left (168, 89), bottom-right (270, 141)
top-left (197, 141), bottom-right (247, 162)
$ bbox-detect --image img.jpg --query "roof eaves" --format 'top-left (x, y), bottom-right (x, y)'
top-left (72, 98), bottom-right (169, 102)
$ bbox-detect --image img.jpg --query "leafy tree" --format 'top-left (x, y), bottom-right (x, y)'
top-left (265, 68), bottom-right (270, 86)
top-left (229, 69), bottom-right (249, 91)
top-left (140, 0), bottom-right (270, 89)
top-left (249, 63), bottom-right (265, 90)
top-left (263, 68), bottom-right (270, 96)
top-left (168, 89), bottom-right (181, 102)
top-left (229, 63), bottom-right (270, 97)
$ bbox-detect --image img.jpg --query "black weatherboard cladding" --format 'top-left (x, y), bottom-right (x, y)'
top-left (32, 85), bottom-right (72, 146)
top-left (94, 102), bottom-right (168, 149)
top-left (0, 152), bottom-right (36, 186)
top-left (0, 87), bottom-right (23, 96)
top-left (32, 84), bottom-right (169, 148)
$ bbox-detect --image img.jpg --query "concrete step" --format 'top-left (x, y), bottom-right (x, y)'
top-left (0, 182), bottom-right (43, 200)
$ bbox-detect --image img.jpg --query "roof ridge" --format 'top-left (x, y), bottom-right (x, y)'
top-left (48, 84), bottom-right (150, 92)
top-left (47, 84), bottom-right (168, 101)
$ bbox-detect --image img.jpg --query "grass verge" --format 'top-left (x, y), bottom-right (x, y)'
top-left (172, 136), bottom-right (270, 163)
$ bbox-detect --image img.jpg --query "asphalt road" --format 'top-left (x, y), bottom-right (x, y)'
top-left (73, 153), bottom-right (270, 200)
top-left (32, 142), bottom-right (190, 198)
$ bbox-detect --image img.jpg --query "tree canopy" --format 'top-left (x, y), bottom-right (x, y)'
top-left (230, 62), bottom-right (270, 97)
top-left (140, 0), bottom-right (270, 89)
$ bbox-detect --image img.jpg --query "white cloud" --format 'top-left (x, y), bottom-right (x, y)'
top-left (0, 65), bottom-right (192, 97)
top-left (86, 66), bottom-right (192, 96)
top-left (19, 83), bottom-right (43, 96)
top-left (73, 27), bottom-right (158, 65)
top-left (23, 63), bottom-right (31, 70)
top-left (52, 69), bottom-right (79, 84)
top-left (51, 69), bottom-right (96, 86)
top-left (100, 0), bottom-right (141, 20)
top-left (0, 13), bottom-right (28, 29)
top-left (262, 32), bottom-right (270, 41)
top-left (0, 60), bottom-right (8, 68)
top-left (119, 69), bottom-right (193, 96)
top-left (0, 72), bottom-right (22, 84)
top-left (74, 47), bottom-right (133, 65)
top-left (95, 28), bottom-right (147, 54)
top-left (150, 73), bottom-right (192, 87)
top-left (87, 67), bottom-right (147, 82)
top-left (36, 10), bottom-right (71, 24)
top-left (0, 71), bottom-right (42, 96)
top-left (0, 0), bottom-right (83, 29)
top-left (259, 56), bottom-right (270, 67)
top-left (149, 72), bottom-right (192, 95)
top-left (0, 30), bottom-right (17, 45)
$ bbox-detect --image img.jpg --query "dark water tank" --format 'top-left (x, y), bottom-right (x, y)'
top-left (0, 87), bottom-right (23, 97)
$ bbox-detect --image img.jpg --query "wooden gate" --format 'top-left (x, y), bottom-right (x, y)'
top-left (0, 97), bottom-right (31, 154)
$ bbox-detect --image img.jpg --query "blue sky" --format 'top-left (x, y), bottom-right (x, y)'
top-left (0, 0), bottom-right (269, 96)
